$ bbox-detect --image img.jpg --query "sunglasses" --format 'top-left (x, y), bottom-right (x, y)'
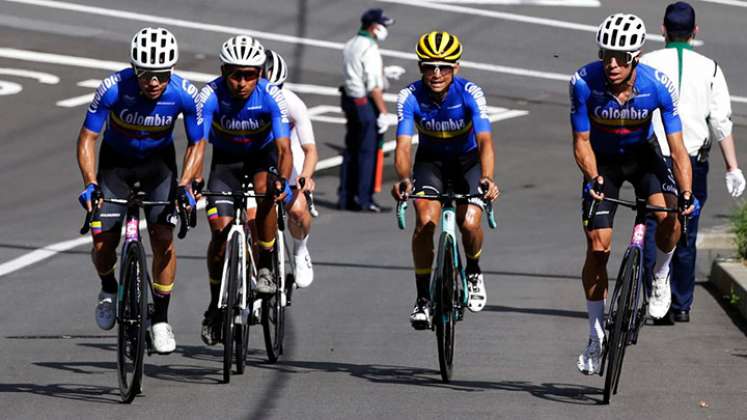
top-left (419, 62), bottom-right (455, 75)
top-left (135, 69), bottom-right (172, 83)
top-left (227, 69), bottom-right (260, 81)
top-left (598, 49), bottom-right (638, 65)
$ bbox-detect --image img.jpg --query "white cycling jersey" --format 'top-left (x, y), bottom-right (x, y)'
top-left (283, 88), bottom-right (316, 186)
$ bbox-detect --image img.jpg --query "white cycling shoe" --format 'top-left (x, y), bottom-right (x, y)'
top-left (648, 273), bottom-right (672, 319)
top-left (577, 339), bottom-right (603, 375)
top-left (467, 273), bottom-right (487, 312)
top-left (95, 291), bottom-right (117, 330)
top-left (149, 322), bottom-right (176, 354)
top-left (294, 249), bottom-right (314, 288)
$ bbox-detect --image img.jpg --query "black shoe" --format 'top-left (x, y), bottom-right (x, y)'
top-left (652, 309), bottom-right (675, 326)
top-left (673, 310), bottom-right (690, 322)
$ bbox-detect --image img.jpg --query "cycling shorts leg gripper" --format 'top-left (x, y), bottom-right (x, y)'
top-left (97, 264), bottom-right (117, 276)
top-left (209, 277), bottom-right (221, 285)
top-left (415, 267), bottom-right (433, 275)
top-left (153, 282), bottom-right (174, 297)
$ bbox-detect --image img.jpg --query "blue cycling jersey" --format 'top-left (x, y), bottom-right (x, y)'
top-left (199, 78), bottom-right (290, 154)
top-left (83, 68), bottom-right (203, 159)
top-left (397, 76), bottom-right (492, 156)
top-left (570, 61), bottom-right (682, 157)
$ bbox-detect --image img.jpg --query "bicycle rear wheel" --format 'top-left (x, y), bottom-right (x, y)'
top-left (222, 235), bottom-right (240, 383)
top-left (434, 232), bottom-right (457, 383)
top-left (603, 247), bottom-right (639, 404)
top-left (262, 240), bottom-right (285, 363)
top-left (117, 242), bottom-right (148, 403)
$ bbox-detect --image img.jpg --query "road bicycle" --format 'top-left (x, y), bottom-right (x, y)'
top-left (80, 184), bottom-right (189, 403)
top-left (202, 176), bottom-right (289, 377)
top-left (396, 191), bottom-right (496, 382)
top-left (584, 196), bottom-right (685, 404)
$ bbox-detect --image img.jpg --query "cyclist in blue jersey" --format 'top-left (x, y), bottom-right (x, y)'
top-left (571, 14), bottom-right (697, 375)
top-left (391, 31), bottom-right (500, 330)
top-left (76, 27), bottom-right (204, 354)
top-left (195, 36), bottom-right (293, 346)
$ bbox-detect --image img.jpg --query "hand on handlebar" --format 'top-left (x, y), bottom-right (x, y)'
top-left (297, 176), bottom-right (315, 193)
top-left (678, 191), bottom-right (701, 217)
top-left (480, 177), bottom-right (500, 202)
top-left (191, 178), bottom-right (205, 201)
top-left (584, 176), bottom-right (605, 201)
top-left (391, 178), bottom-right (413, 201)
top-left (78, 183), bottom-right (103, 212)
top-left (274, 178), bottom-right (290, 203)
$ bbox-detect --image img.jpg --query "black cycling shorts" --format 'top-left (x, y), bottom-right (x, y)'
top-left (207, 145), bottom-right (280, 218)
top-left (95, 141), bottom-right (177, 233)
top-left (412, 149), bottom-right (484, 209)
top-left (582, 143), bottom-right (677, 230)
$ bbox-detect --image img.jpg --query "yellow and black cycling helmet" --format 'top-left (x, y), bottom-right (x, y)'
top-left (416, 31), bottom-right (463, 63)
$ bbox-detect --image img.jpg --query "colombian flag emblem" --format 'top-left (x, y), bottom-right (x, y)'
top-left (90, 220), bottom-right (103, 235)
top-left (207, 207), bottom-right (219, 221)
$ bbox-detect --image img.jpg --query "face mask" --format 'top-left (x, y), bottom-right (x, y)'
top-left (374, 25), bottom-right (388, 42)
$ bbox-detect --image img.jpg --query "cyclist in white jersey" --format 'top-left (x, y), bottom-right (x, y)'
top-left (260, 49), bottom-right (318, 287)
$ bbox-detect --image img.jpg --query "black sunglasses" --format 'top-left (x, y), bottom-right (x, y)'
top-left (598, 49), bottom-right (637, 65)
top-left (135, 69), bottom-right (172, 83)
top-left (419, 63), bottom-right (455, 74)
top-left (227, 69), bottom-right (261, 81)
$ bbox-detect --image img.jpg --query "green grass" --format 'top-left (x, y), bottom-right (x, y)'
top-left (731, 202), bottom-right (747, 260)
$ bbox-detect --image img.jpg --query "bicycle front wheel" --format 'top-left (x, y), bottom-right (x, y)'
top-left (434, 232), bottom-right (458, 383)
top-left (262, 240), bottom-right (285, 363)
top-left (222, 235), bottom-right (240, 383)
top-left (117, 242), bottom-right (148, 403)
top-left (603, 247), bottom-right (639, 404)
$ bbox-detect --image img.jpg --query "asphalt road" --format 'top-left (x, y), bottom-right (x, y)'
top-left (0, 0), bottom-right (746, 419)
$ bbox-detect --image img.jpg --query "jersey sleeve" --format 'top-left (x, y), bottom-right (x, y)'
top-left (709, 64), bottom-right (733, 141)
top-left (83, 72), bottom-right (121, 133)
top-left (396, 87), bottom-right (416, 137)
top-left (654, 70), bottom-right (683, 135)
top-left (178, 79), bottom-right (204, 144)
top-left (569, 71), bottom-right (591, 133)
top-left (463, 82), bottom-right (491, 134)
top-left (284, 89), bottom-right (315, 145)
top-left (267, 84), bottom-right (291, 140)
top-left (198, 84), bottom-right (218, 140)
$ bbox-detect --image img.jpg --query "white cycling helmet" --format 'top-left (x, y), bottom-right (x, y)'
top-left (219, 35), bottom-right (266, 67)
top-left (263, 49), bottom-right (288, 85)
top-left (130, 27), bottom-right (178, 70)
top-left (596, 14), bottom-right (646, 51)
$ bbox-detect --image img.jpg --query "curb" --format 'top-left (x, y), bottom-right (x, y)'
top-left (709, 260), bottom-right (747, 321)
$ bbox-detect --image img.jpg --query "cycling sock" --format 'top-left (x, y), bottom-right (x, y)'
top-left (293, 235), bottom-right (309, 256)
top-left (259, 248), bottom-right (273, 270)
top-left (586, 299), bottom-right (605, 343)
top-left (415, 274), bottom-right (431, 300)
top-left (465, 253), bottom-right (481, 274)
top-left (653, 247), bottom-right (675, 279)
top-left (99, 269), bottom-right (118, 294)
top-left (209, 278), bottom-right (220, 310)
top-left (152, 293), bottom-right (171, 324)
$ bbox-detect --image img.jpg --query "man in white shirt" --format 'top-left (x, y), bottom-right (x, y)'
top-left (338, 8), bottom-right (394, 213)
top-left (641, 1), bottom-right (745, 323)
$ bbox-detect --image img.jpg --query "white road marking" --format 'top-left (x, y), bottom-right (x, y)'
top-left (56, 93), bottom-right (93, 107)
top-left (0, 236), bottom-right (92, 276)
top-left (377, 0), bottom-right (703, 46)
top-left (424, 0), bottom-right (599, 5)
top-left (0, 0), bottom-right (685, 84)
top-left (699, 0), bottom-right (747, 6)
top-left (0, 67), bottom-right (59, 83)
top-left (0, 80), bottom-right (22, 96)
top-left (731, 96), bottom-right (747, 104)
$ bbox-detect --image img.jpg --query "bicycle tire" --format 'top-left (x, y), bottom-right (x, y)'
top-left (434, 232), bottom-right (457, 383)
top-left (235, 238), bottom-right (251, 374)
top-left (603, 247), bottom-right (639, 404)
top-left (117, 242), bottom-right (147, 403)
top-left (262, 241), bottom-right (284, 363)
top-left (222, 235), bottom-right (240, 383)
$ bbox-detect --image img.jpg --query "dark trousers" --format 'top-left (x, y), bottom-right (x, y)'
top-left (644, 156), bottom-right (709, 311)
top-left (338, 92), bottom-right (378, 208)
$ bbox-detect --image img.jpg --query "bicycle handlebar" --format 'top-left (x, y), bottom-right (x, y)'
top-left (395, 192), bottom-right (497, 230)
top-left (584, 196), bottom-right (689, 243)
top-left (80, 196), bottom-right (189, 238)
